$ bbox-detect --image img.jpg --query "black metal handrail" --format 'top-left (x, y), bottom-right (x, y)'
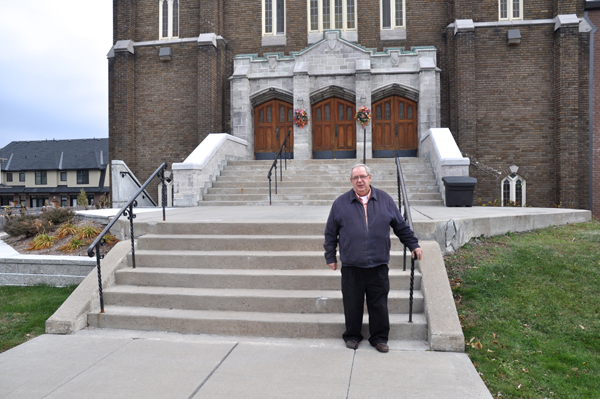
top-left (267, 128), bottom-right (292, 205)
top-left (395, 156), bottom-right (416, 323)
top-left (87, 162), bottom-right (168, 313)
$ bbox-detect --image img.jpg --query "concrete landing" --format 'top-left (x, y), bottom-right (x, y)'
top-left (0, 329), bottom-right (493, 399)
top-left (99, 205), bottom-right (591, 253)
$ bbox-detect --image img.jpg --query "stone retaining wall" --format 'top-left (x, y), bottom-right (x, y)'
top-left (0, 256), bottom-right (96, 287)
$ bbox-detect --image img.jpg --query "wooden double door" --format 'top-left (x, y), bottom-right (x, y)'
top-left (312, 98), bottom-right (356, 159)
top-left (372, 96), bottom-right (418, 157)
top-left (254, 100), bottom-right (294, 160)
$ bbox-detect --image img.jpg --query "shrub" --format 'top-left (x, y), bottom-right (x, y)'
top-left (40, 208), bottom-right (75, 227)
top-left (77, 189), bottom-right (88, 207)
top-left (4, 216), bottom-right (41, 237)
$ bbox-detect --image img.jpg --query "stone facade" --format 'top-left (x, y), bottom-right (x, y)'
top-left (109, 0), bottom-right (595, 213)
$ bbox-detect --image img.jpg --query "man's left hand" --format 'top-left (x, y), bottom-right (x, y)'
top-left (411, 248), bottom-right (423, 260)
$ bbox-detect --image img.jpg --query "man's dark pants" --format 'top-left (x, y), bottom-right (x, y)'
top-left (341, 264), bottom-right (390, 346)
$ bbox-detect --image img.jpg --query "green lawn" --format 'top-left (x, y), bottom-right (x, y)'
top-left (445, 220), bottom-right (600, 399)
top-left (0, 285), bottom-right (76, 353)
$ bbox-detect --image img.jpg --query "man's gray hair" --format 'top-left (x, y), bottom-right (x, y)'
top-left (350, 163), bottom-right (371, 178)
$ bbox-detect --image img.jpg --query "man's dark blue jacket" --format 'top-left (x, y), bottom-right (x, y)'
top-left (324, 186), bottom-right (420, 268)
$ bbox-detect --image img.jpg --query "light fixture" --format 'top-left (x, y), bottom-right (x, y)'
top-left (507, 29), bottom-right (521, 45)
top-left (159, 47), bottom-right (172, 61)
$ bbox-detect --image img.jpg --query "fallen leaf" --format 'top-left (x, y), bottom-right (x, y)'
top-left (517, 384), bottom-right (521, 389)
top-left (488, 349), bottom-right (494, 353)
top-left (492, 332), bottom-right (497, 338)
top-left (522, 368), bottom-right (529, 373)
top-left (579, 325), bottom-right (585, 330)
top-left (473, 341), bottom-right (483, 350)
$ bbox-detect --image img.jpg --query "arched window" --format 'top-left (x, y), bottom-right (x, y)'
top-left (501, 173), bottom-right (526, 206)
top-left (159, 0), bottom-right (180, 39)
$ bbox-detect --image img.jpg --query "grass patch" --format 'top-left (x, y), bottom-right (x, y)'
top-left (446, 220), bottom-right (600, 398)
top-left (0, 285), bottom-right (76, 353)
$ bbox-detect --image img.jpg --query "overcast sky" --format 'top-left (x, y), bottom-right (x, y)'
top-left (0, 1), bottom-right (113, 150)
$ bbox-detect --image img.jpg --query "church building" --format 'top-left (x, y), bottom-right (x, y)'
top-left (108, 0), bottom-right (600, 215)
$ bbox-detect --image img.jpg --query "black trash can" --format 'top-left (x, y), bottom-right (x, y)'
top-left (442, 176), bottom-right (477, 207)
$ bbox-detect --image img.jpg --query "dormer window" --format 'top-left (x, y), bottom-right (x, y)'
top-left (501, 173), bottom-right (526, 206)
top-left (160, 0), bottom-right (179, 39)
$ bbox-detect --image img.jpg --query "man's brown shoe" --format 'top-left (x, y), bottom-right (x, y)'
top-left (374, 343), bottom-right (389, 353)
top-left (346, 340), bottom-right (359, 350)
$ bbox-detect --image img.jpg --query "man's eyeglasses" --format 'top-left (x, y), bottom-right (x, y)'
top-left (351, 175), bottom-right (370, 181)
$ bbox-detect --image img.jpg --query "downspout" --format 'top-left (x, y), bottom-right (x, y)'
top-left (585, 11), bottom-right (597, 213)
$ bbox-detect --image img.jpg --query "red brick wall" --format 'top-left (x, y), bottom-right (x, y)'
top-left (109, 0), bottom-right (591, 209)
top-left (591, 10), bottom-right (600, 217)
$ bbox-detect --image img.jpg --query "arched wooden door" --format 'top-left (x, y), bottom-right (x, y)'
top-left (254, 100), bottom-right (294, 160)
top-left (312, 98), bottom-right (356, 159)
top-left (372, 96), bottom-right (418, 157)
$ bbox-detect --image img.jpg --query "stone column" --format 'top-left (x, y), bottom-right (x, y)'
top-left (293, 62), bottom-right (311, 159)
top-left (554, 15), bottom-right (581, 208)
top-left (355, 59), bottom-right (372, 160)
top-left (230, 62), bottom-right (253, 159)
top-left (417, 51), bottom-right (441, 141)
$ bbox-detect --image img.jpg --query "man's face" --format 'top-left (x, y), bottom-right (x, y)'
top-left (350, 166), bottom-right (372, 196)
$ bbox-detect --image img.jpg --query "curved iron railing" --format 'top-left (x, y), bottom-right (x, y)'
top-left (267, 128), bottom-right (292, 205)
top-left (87, 162), bottom-right (168, 313)
top-left (395, 157), bottom-right (416, 323)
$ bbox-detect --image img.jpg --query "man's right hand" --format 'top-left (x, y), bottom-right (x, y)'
top-left (328, 262), bottom-right (337, 271)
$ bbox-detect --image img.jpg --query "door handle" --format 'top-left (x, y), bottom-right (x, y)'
top-left (276, 127), bottom-right (279, 140)
top-left (395, 124), bottom-right (398, 137)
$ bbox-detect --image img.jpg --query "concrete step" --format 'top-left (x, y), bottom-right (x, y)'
top-left (196, 199), bottom-right (444, 206)
top-left (88, 306), bottom-right (428, 340)
top-left (217, 173), bottom-right (437, 182)
top-left (115, 267), bottom-right (422, 291)
top-left (206, 185), bottom-right (441, 195)
top-left (227, 158), bottom-right (426, 164)
top-left (202, 193), bottom-right (442, 202)
top-left (211, 178), bottom-right (438, 187)
top-left (137, 234), bottom-right (412, 252)
top-left (131, 250), bottom-right (419, 269)
top-left (102, 285), bottom-right (424, 314)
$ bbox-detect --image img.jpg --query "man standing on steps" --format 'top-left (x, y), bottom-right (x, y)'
top-left (323, 163), bottom-right (423, 353)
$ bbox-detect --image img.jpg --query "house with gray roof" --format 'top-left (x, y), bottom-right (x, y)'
top-left (0, 138), bottom-right (109, 208)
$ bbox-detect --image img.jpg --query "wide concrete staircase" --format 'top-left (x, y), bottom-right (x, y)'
top-left (88, 221), bottom-right (427, 342)
top-left (201, 158), bottom-right (443, 206)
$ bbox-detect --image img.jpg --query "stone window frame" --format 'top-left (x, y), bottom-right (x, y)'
top-left (499, 0), bottom-right (523, 21)
top-left (307, 0), bottom-right (357, 33)
top-left (380, 0), bottom-right (405, 30)
top-left (159, 0), bottom-right (179, 40)
top-left (263, 0), bottom-right (286, 36)
top-left (501, 173), bottom-right (526, 206)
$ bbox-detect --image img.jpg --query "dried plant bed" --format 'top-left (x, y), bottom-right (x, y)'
top-left (445, 220), bottom-right (600, 399)
top-left (2, 219), bottom-right (116, 257)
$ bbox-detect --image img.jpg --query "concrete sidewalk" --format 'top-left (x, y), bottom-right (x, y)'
top-left (0, 329), bottom-right (492, 399)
